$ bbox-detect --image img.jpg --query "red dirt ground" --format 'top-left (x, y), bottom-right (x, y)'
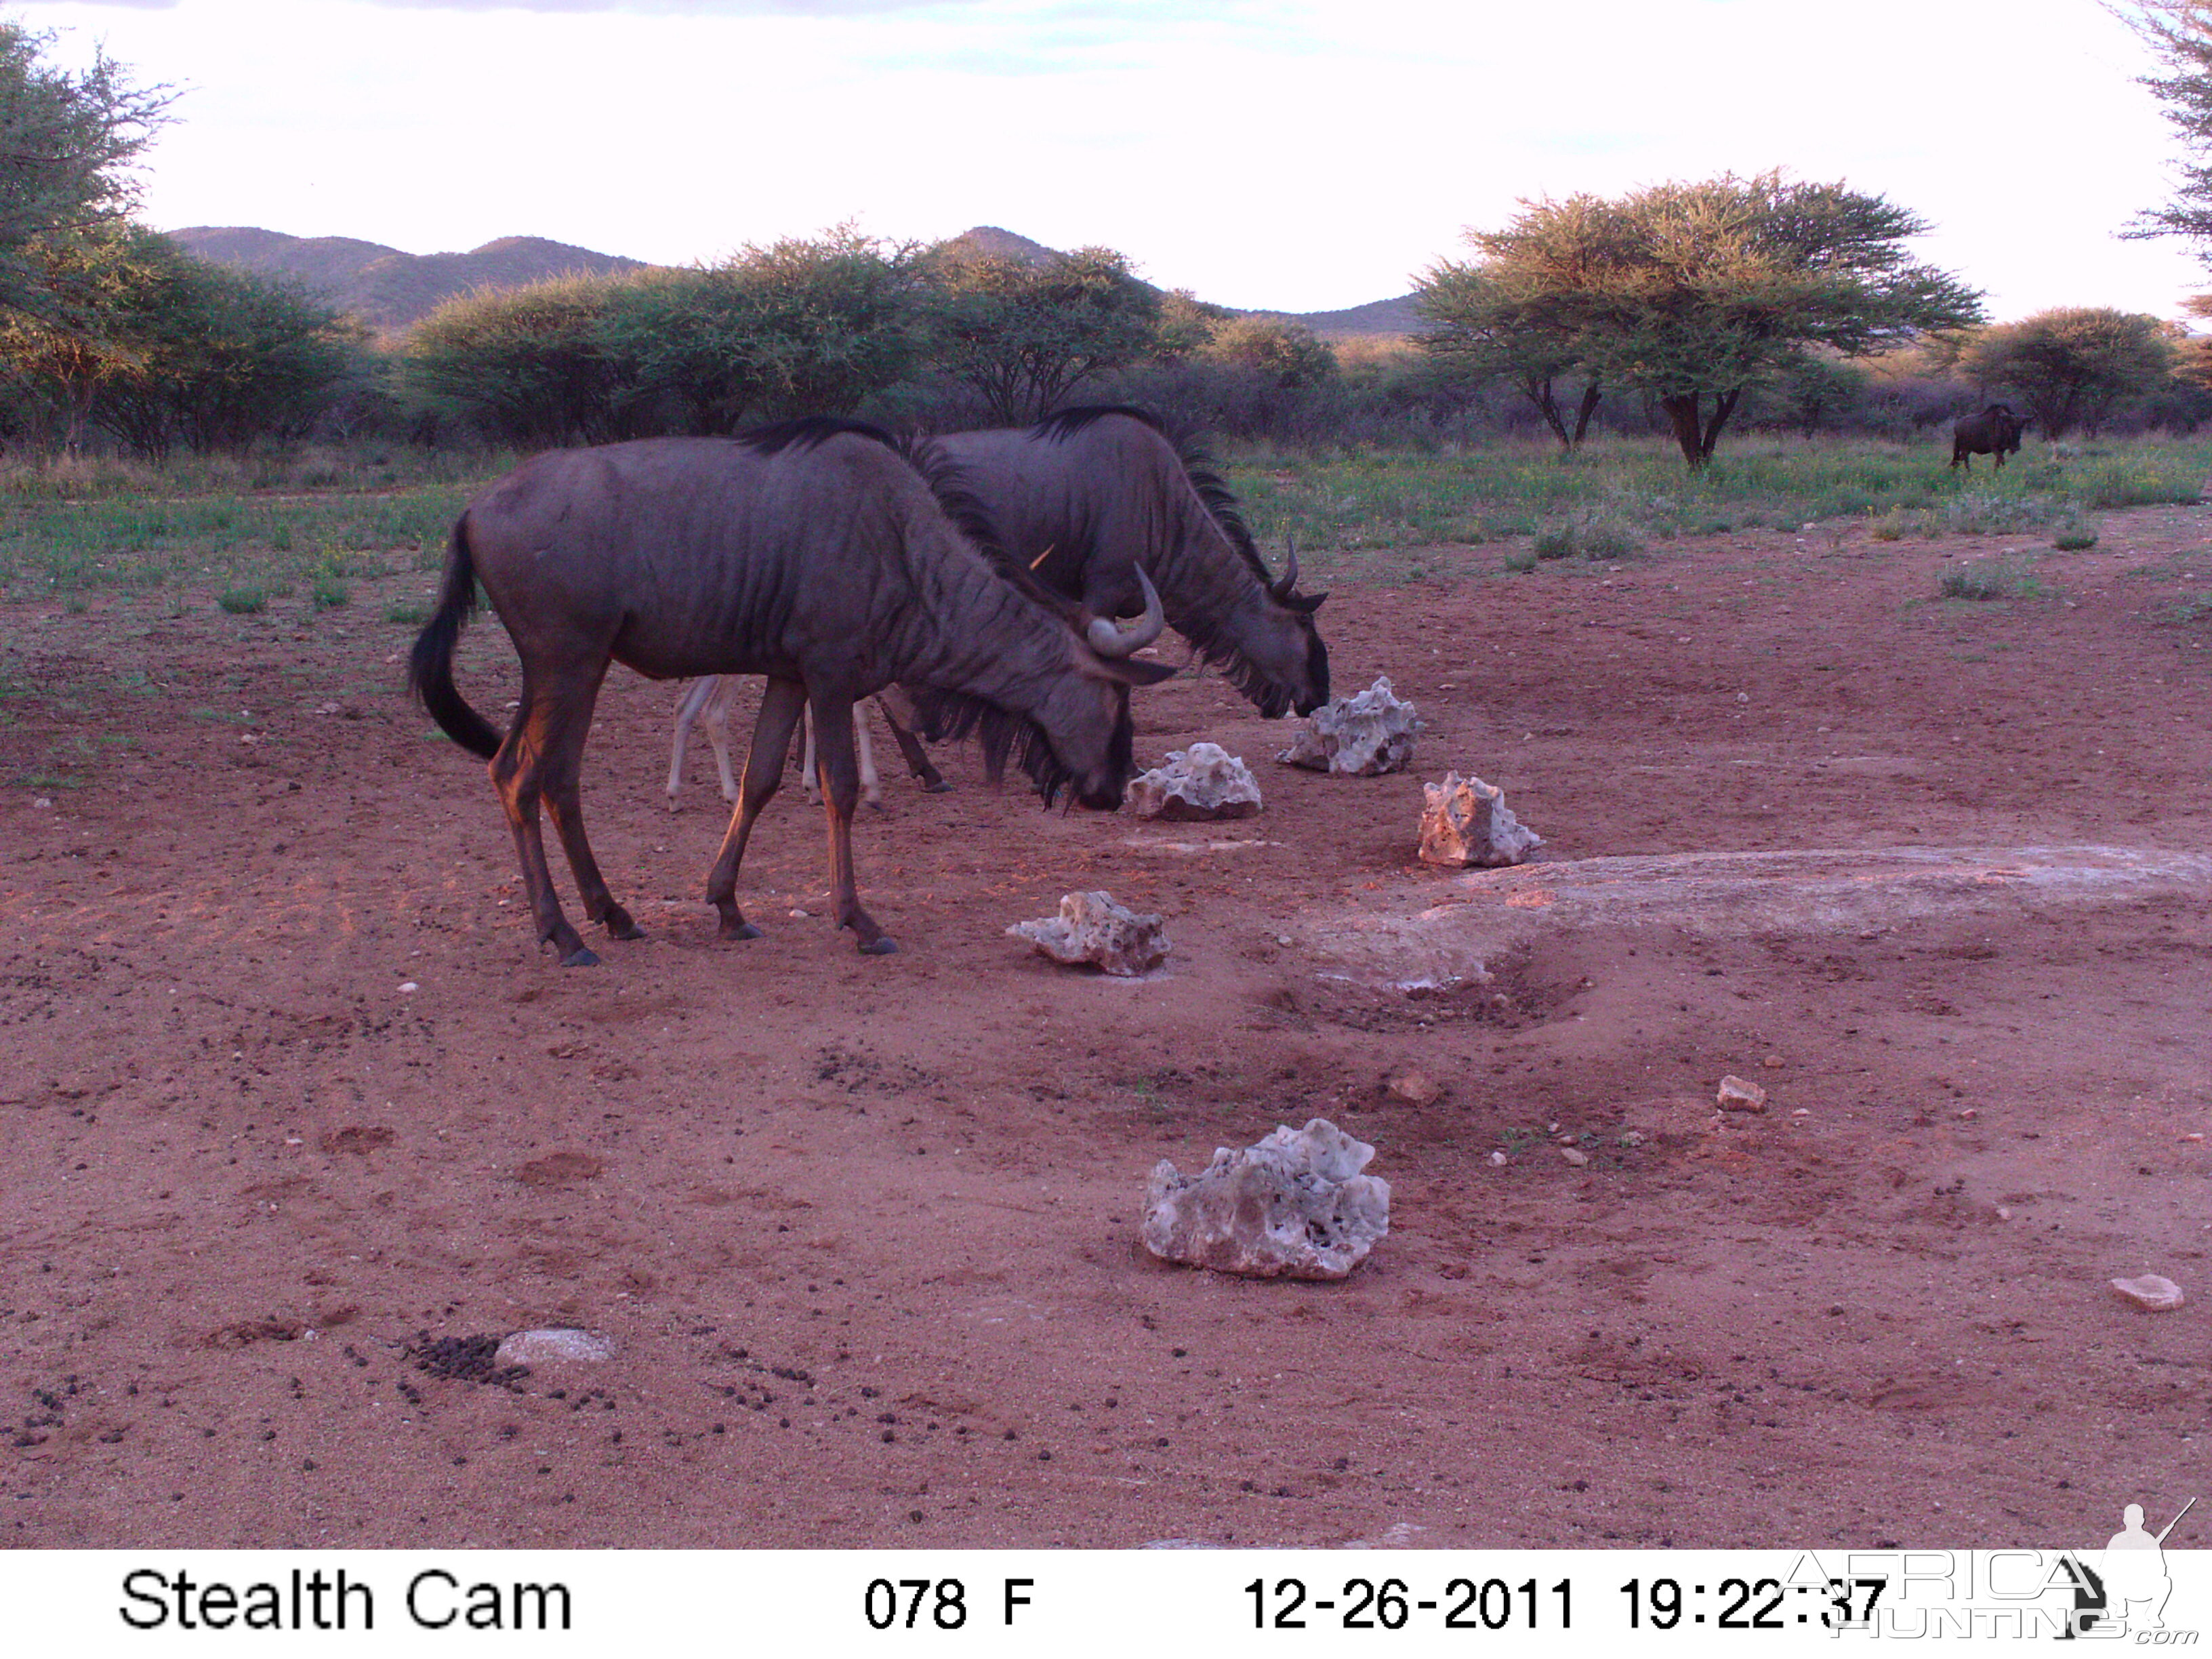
top-left (3, 508), bottom-right (2208, 1549)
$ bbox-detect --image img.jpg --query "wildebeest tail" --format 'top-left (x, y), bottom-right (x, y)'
top-left (407, 517), bottom-right (502, 760)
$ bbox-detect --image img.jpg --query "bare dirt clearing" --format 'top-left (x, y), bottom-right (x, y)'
top-left (3, 510), bottom-right (2208, 1548)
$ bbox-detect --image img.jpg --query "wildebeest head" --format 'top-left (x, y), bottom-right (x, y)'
top-left (1241, 535), bottom-right (1330, 717)
top-left (912, 567), bottom-right (1175, 811)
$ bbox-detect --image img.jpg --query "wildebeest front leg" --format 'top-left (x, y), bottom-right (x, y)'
top-left (705, 676), bottom-right (806, 941)
top-left (809, 689), bottom-right (895, 954)
top-left (878, 695), bottom-right (951, 793)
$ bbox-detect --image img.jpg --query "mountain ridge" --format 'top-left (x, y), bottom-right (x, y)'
top-left (165, 222), bottom-right (1415, 339)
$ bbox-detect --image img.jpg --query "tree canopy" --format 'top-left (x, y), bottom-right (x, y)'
top-left (0, 22), bottom-right (173, 317)
top-left (1416, 171), bottom-right (1984, 467)
top-left (2117, 1), bottom-right (2212, 255)
top-left (922, 245), bottom-right (1162, 424)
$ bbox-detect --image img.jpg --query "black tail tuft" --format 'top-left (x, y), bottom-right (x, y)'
top-left (408, 518), bottom-right (502, 760)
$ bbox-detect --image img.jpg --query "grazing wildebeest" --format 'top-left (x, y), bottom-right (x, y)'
top-left (1950, 403), bottom-right (2030, 470)
top-left (663, 405), bottom-right (1330, 806)
top-left (411, 419), bottom-right (1172, 965)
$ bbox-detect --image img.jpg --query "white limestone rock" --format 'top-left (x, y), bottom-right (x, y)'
top-left (1008, 890), bottom-right (1169, 977)
top-left (1126, 742), bottom-right (1262, 821)
top-left (1277, 676), bottom-right (1422, 775)
top-left (1143, 1118), bottom-right (1391, 1279)
top-left (1418, 772), bottom-right (1544, 867)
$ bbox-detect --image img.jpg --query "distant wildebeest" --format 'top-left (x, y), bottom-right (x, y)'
top-left (1950, 403), bottom-right (2030, 470)
top-left (663, 405), bottom-right (1330, 807)
top-left (411, 419), bottom-right (1172, 964)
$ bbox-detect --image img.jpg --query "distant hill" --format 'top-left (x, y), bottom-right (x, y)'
top-left (166, 228), bottom-right (647, 332)
top-left (165, 222), bottom-right (1414, 339)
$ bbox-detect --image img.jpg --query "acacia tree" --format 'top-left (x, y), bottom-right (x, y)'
top-left (2117, 2), bottom-right (2212, 251)
top-left (0, 23), bottom-right (173, 317)
top-left (1415, 233), bottom-right (1605, 451)
top-left (1945, 308), bottom-right (2177, 436)
top-left (923, 245), bottom-right (1161, 422)
top-left (1426, 172), bottom-right (1983, 468)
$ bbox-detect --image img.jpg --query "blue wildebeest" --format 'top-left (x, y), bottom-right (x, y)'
top-left (664, 405), bottom-right (1330, 806)
top-left (1950, 403), bottom-right (2030, 470)
top-left (411, 419), bottom-right (1172, 964)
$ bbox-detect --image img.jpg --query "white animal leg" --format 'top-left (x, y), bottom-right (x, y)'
top-left (856, 706), bottom-right (882, 808)
top-left (703, 677), bottom-right (738, 803)
top-left (666, 676), bottom-right (723, 811)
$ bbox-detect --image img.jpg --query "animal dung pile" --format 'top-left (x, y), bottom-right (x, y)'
top-left (2110, 1273), bottom-right (2186, 1312)
top-left (1277, 676), bottom-right (1422, 775)
top-left (1126, 742), bottom-right (1263, 821)
top-left (1142, 1118), bottom-right (1391, 1279)
top-left (1416, 772), bottom-right (1544, 867)
top-left (1007, 890), bottom-right (1170, 977)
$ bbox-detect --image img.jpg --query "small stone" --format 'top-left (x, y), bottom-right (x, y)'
top-left (2184, 1134), bottom-right (2203, 1144)
top-left (1143, 1119), bottom-right (1389, 1279)
top-left (398, 981), bottom-right (418, 994)
top-left (1488, 1150), bottom-right (1509, 1166)
top-left (1126, 742), bottom-right (1262, 821)
top-left (1761, 1053), bottom-right (1786, 1069)
top-left (1995, 1206), bottom-right (2011, 1221)
top-left (1417, 772), bottom-right (1544, 868)
top-left (1009, 891), bottom-right (1169, 977)
top-left (33, 798), bottom-right (52, 810)
top-left (789, 907), bottom-right (811, 919)
top-left (1955, 1107), bottom-right (1978, 1120)
top-left (1559, 1147), bottom-right (1589, 1167)
top-left (493, 1328), bottom-right (616, 1366)
top-left (2110, 1274), bottom-right (2185, 1312)
top-left (1717, 1075), bottom-right (1768, 1113)
top-left (1386, 1070), bottom-right (1441, 1106)
top-left (1277, 676), bottom-right (1422, 775)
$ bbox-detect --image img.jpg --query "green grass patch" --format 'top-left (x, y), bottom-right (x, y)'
top-left (1938, 557), bottom-right (2052, 602)
top-left (217, 586), bottom-right (266, 615)
top-left (384, 600), bottom-right (431, 626)
top-left (310, 574), bottom-right (350, 610)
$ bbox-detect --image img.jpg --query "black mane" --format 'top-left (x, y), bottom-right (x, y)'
top-left (735, 415), bottom-right (901, 457)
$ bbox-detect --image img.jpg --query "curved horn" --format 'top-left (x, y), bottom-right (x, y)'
top-left (1086, 565), bottom-right (1166, 658)
top-left (1271, 533), bottom-right (1300, 598)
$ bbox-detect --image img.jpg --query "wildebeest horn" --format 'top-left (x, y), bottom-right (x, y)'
top-left (1272, 534), bottom-right (1300, 598)
top-left (1086, 566), bottom-right (1166, 658)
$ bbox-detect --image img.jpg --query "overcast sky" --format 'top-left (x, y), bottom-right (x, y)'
top-left (14, 0), bottom-right (2210, 321)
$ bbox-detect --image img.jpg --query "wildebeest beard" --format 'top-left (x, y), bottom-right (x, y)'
top-left (902, 690), bottom-right (1124, 814)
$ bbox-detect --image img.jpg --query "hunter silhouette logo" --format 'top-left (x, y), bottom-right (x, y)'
top-left (2094, 1497), bottom-right (2195, 1635)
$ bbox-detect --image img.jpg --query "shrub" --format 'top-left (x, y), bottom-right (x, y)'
top-left (2052, 510), bottom-right (2100, 550)
top-left (1502, 548), bottom-right (1538, 572)
top-left (1531, 507), bottom-right (1644, 560)
top-left (218, 586), bottom-right (265, 614)
top-left (310, 574), bottom-right (348, 609)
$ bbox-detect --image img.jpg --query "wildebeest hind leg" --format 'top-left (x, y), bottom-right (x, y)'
top-left (491, 670), bottom-right (602, 967)
top-left (810, 688), bottom-right (895, 954)
top-left (706, 676), bottom-right (805, 941)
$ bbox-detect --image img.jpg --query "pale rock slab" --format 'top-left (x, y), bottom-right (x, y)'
top-left (1278, 676), bottom-right (1422, 775)
top-left (1418, 772), bottom-right (1544, 867)
top-left (1126, 742), bottom-right (1263, 821)
top-left (1008, 891), bottom-right (1169, 977)
top-left (2110, 1274), bottom-right (2186, 1312)
top-left (1142, 1118), bottom-right (1391, 1279)
top-left (495, 1328), bottom-right (615, 1366)
top-left (1717, 1075), bottom-right (1769, 1113)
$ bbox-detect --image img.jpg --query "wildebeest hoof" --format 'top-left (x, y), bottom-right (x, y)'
top-left (924, 780), bottom-right (956, 794)
top-left (859, 937), bottom-right (899, 956)
top-left (561, 944), bottom-right (602, 967)
top-left (722, 921), bottom-right (764, 941)
top-left (865, 799), bottom-right (890, 813)
top-left (605, 919), bottom-right (645, 941)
